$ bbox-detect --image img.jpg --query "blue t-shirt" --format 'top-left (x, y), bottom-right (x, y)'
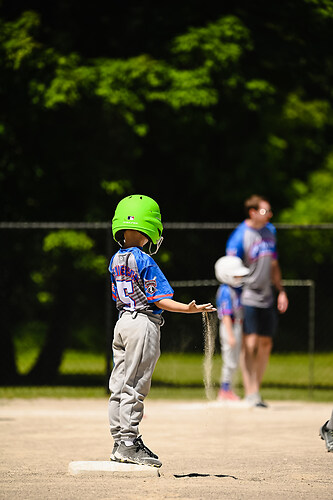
top-left (109, 246), bottom-right (174, 315)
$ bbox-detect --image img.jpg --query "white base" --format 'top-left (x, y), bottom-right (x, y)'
top-left (68, 461), bottom-right (160, 477)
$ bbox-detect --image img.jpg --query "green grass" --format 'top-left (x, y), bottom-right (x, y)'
top-left (16, 348), bottom-right (107, 376)
top-left (0, 386), bottom-right (107, 399)
top-left (1, 350), bottom-right (332, 401)
top-left (150, 351), bottom-right (333, 401)
top-left (152, 352), bottom-right (333, 387)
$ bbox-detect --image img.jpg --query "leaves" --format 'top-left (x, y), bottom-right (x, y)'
top-left (0, 11), bottom-right (41, 69)
top-left (171, 15), bottom-right (253, 68)
top-left (283, 93), bottom-right (332, 128)
top-left (280, 151), bottom-right (333, 223)
top-left (43, 231), bottom-right (94, 253)
top-left (1, 3), bottom-right (333, 221)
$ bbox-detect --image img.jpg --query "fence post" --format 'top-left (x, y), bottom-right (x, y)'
top-left (308, 280), bottom-right (315, 398)
top-left (105, 224), bottom-right (114, 393)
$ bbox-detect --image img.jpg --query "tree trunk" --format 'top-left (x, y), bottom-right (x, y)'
top-left (0, 262), bottom-right (19, 384)
top-left (27, 261), bottom-right (72, 384)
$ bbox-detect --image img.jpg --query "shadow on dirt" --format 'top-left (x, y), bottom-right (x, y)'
top-left (174, 473), bottom-right (238, 479)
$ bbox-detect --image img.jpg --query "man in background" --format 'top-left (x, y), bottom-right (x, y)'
top-left (226, 195), bottom-right (289, 407)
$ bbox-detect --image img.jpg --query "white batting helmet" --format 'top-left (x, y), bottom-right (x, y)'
top-left (214, 255), bottom-right (249, 288)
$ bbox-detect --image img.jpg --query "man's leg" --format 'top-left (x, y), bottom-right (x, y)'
top-left (255, 306), bottom-right (276, 392)
top-left (256, 335), bottom-right (273, 387)
top-left (240, 333), bottom-right (260, 396)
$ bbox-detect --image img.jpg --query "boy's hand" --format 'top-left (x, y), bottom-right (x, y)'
top-left (187, 300), bottom-right (216, 313)
top-left (156, 298), bottom-right (216, 314)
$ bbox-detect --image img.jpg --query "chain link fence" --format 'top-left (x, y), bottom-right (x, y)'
top-left (0, 221), bottom-right (332, 394)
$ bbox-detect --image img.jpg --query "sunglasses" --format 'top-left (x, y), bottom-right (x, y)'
top-left (258, 208), bottom-right (272, 215)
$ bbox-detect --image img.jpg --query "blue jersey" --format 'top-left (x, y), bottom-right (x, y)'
top-left (216, 285), bottom-right (243, 321)
top-left (226, 221), bottom-right (277, 307)
top-left (109, 246), bottom-right (174, 315)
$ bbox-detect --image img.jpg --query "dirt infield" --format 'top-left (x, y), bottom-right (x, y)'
top-left (0, 398), bottom-right (332, 499)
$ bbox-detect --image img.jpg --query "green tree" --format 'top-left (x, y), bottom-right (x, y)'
top-left (23, 231), bottom-right (106, 383)
top-left (1, 1), bottom-right (333, 381)
top-left (280, 151), bottom-right (333, 224)
top-left (1, 4), bottom-right (333, 221)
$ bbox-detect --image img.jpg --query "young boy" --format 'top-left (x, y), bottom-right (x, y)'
top-left (108, 194), bottom-right (215, 468)
top-left (214, 255), bottom-right (249, 401)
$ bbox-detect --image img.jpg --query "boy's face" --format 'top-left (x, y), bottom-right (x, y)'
top-left (233, 275), bottom-right (245, 287)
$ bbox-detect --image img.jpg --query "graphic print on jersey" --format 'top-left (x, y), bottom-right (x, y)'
top-left (109, 247), bottom-right (174, 314)
top-left (247, 236), bottom-right (276, 262)
top-left (144, 278), bottom-right (157, 295)
top-left (116, 279), bottom-right (136, 310)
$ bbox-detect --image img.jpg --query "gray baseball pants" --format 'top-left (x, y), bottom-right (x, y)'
top-left (108, 312), bottom-right (161, 442)
top-left (219, 320), bottom-right (242, 385)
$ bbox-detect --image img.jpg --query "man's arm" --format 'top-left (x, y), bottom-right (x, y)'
top-left (271, 260), bottom-right (289, 313)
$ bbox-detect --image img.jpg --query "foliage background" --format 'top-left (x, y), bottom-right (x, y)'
top-left (1, 0), bottom-right (333, 384)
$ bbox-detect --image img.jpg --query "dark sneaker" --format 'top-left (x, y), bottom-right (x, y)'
top-left (245, 393), bottom-right (268, 408)
top-left (319, 421), bottom-right (333, 452)
top-left (255, 399), bottom-right (269, 408)
top-left (114, 435), bottom-right (162, 467)
top-left (110, 441), bottom-right (120, 461)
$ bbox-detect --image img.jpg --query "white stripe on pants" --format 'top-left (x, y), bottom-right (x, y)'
top-left (108, 312), bottom-right (161, 442)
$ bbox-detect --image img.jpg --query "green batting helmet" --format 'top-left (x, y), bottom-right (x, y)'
top-left (112, 194), bottom-right (163, 245)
